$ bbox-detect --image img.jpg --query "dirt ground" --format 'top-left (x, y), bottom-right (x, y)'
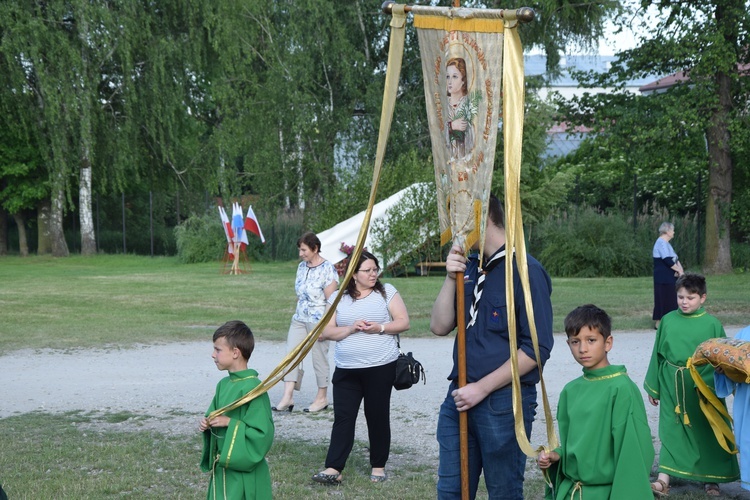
top-left (3, 327), bottom-right (748, 497)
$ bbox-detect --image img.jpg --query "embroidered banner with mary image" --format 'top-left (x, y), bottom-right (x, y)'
top-left (415, 15), bottom-right (504, 257)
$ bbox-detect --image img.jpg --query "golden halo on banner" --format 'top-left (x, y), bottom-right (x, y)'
top-left (444, 39), bottom-right (476, 96)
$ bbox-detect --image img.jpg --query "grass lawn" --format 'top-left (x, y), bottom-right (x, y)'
top-left (1, 255), bottom-right (749, 353)
top-left (2, 255), bottom-right (749, 499)
top-left (0, 412), bottom-right (727, 499)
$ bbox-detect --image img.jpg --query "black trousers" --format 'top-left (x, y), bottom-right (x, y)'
top-left (324, 360), bottom-right (397, 471)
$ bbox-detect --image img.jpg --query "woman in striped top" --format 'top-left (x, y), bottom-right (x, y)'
top-left (312, 251), bottom-right (410, 485)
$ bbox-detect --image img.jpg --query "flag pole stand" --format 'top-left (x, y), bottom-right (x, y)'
top-left (221, 246), bottom-right (250, 275)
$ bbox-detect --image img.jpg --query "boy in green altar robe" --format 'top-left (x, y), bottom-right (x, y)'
top-left (644, 273), bottom-right (739, 497)
top-left (538, 304), bottom-right (655, 499)
top-left (199, 320), bottom-right (275, 499)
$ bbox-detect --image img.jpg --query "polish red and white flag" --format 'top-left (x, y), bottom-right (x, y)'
top-left (245, 206), bottom-right (266, 243)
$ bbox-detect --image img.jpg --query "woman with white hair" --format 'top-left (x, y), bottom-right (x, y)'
top-left (652, 222), bottom-right (684, 328)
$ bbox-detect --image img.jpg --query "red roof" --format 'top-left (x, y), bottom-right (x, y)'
top-left (638, 71), bottom-right (690, 93)
top-left (639, 64), bottom-right (750, 93)
top-left (547, 122), bottom-right (593, 134)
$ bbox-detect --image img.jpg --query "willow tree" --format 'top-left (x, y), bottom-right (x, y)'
top-left (1, 1), bottom-right (215, 256)
top-left (191, 0), bottom-right (391, 213)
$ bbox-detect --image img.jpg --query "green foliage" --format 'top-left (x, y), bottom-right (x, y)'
top-left (513, 0), bottom-right (623, 76)
top-left (311, 149), bottom-right (435, 236)
top-left (0, 128), bottom-right (47, 214)
top-left (555, 0), bottom-right (750, 271)
top-left (552, 85), bottom-right (708, 217)
top-left (529, 207), bottom-right (702, 278)
top-left (371, 183), bottom-right (444, 275)
top-left (261, 210), bottom-right (305, 262)
top-left (174, 212), bottom-right (227, 264)
top-left (531, 208), bottom-right (649, 277)
top-left (493, 85), bottom-right (572, 224)
top-left (732, 242), bottom-right (750, 272)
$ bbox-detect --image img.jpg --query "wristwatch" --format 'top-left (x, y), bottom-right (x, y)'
top-left (379, 324), bottom-right (385, 333)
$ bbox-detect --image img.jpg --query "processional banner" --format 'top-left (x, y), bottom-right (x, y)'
top-left (415, 14), bottom-right (504, 257)
top-left (415, 7), bottom-right (558, 459)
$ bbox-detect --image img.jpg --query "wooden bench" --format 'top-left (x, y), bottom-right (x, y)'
top-left (415, 261), bottom-right (446, 276)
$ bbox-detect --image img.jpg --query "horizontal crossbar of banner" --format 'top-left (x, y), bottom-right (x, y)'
top-left (381, 2), bottom-right (535, 23)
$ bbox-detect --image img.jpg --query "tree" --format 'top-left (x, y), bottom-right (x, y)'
top-left (561, 0), bottom-right (750, 273)
top-left (513, 0), bottom-right (623, 76)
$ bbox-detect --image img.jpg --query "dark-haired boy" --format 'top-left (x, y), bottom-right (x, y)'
top-left (538, 304), bottom-right (654, 499)
top-left (199, 320), bottom-right (274, 499)
top-left (644, 273), bottom-right (739, 496)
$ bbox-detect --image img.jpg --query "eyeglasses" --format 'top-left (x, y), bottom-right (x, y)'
top-left (358, 267), bottom-right (380, 275)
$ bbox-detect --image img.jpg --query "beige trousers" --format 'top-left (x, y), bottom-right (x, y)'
top-left (282, 318), bottom-right (330, 388)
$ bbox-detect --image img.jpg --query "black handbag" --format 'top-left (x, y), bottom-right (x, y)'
top-left (393, 335), bottom-right (426, 390)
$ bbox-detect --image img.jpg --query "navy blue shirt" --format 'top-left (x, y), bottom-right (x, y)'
top-left (448, 246), bottom-right (554, 385)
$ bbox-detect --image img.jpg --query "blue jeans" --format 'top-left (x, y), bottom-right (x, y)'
top-left (436, 382), bottom-right (537, 500)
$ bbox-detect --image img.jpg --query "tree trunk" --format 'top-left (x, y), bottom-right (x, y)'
top-left (79, 164), bottom-right (96, 255)
top-left (0, 207), bottom-right (8, 255)
top-left (50, 182), bottom-right (70, 257)
top-left (77, 12), bottom-right (96, 256)
top-left (37, 199), bottom-right (52, 255)
top-left (703, 70), bottom-right (733, 274)
top-left (12, 213), bottom-right (29, 257)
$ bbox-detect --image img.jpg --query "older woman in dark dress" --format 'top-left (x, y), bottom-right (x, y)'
top-left (652, 222), bottom-right (684, 328)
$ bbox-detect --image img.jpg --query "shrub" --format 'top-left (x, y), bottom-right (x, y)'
top-left (371, 183), bottom-right (445, 276)
top-left (732, 241), bottom-right (750, 272)
top-left (528, 207), bottom-right (705, 277)
top-left (262, 210), bottom-right (304, 261)
top-left (174, 212), bottom-right (227, 263)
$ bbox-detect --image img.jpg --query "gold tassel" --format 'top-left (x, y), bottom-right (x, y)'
top-left (684, 413), bottom-right (690, 426)
top-left (675, 404), bottom-right (681, 414)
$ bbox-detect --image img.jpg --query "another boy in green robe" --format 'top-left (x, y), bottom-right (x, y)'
top-left (538, 304), bottom-right (655, 499)
top-left (199, 320), bottom-right (275, 499)
top-left (644, 273), bottom-right (739, 496)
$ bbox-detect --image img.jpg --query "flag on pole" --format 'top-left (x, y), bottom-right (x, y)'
top-left (218, 206), bottom-right (235, 258)
top-left (245, 206), bottom-right (266, 243)
top-left (232, 202), bottom-right (245, 239)
top-left (218, 206), bottom-right (234, 241)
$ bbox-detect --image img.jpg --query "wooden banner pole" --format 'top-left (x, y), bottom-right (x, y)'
top-left (378, 3), bottom-right (536, 498)
top-left (455, 268), bottom-right (470, 500)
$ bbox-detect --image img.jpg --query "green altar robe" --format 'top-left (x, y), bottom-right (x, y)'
top-left (643, 308), bottom-right (739, 483)
top-left (546, 364), bottom-right (654, 499)
top-left (201, 368), bottom-right (275, 500)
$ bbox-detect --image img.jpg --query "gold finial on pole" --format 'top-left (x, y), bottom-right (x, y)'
top-left (380, 1), bottom-right (398, 14)
top-left (516, 6), bottom-right (535, 22)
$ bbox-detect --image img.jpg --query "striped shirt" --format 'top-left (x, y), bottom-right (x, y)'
top-left (328, 283), bottom-right (400, 369)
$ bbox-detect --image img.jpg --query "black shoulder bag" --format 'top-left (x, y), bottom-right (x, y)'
top-left (393, 335), bottom-right (426, 390)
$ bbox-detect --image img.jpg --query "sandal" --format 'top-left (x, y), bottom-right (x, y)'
top-left (651, 479), bottom-right (669, 497)
top-left (312, 471), bottom-right (342, 485)
top-left (370, 473), bottom-right (387, 482)
top-left (704, 483), bottom-right (720, 497)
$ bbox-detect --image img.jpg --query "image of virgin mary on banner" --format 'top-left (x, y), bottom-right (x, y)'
top-left (415, 14), bottom-right (504, 258)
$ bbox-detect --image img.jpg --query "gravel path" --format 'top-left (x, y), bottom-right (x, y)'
top-left (3, 328), bottom-right (748, 497)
